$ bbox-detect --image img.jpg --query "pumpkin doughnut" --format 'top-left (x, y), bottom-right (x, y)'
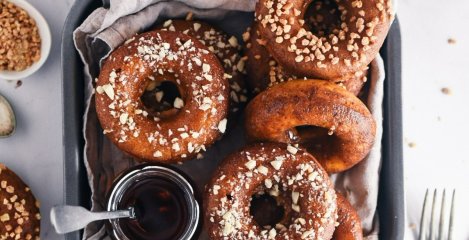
top-left (157, 19), bottom-right (249, 117)
top-left (255, 0), bottom-right (393, 79)
top-left (0, 163), bottom-right (41, 239)
top-left (244, 23), bottom-right (368, 95)
top-left (205, 142), bottom-right (337, 239)
top-left (95, 30), bottom-right (229, 163)
top-left (244, 80), bottom-right (376, 173)
top-left (333, 193), bottom-right (363, 240)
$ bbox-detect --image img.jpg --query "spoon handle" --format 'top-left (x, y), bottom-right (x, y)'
top-left (92, 208), bottom-right (134, 221)
top-left (51, 205), bottom-right (134, 234)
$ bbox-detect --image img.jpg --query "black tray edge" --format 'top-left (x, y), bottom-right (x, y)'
top-left (61, 1), bottom-right (404, 239)
top-left (378, 18), bottom-right (404, 240)
top-left (61, 0), bottom-right (97, 239)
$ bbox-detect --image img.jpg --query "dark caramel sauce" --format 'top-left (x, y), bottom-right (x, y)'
top-left (118, 178), bottom-right (189, 240)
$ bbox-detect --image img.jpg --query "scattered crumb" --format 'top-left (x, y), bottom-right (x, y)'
top-left (185, 12), bottom-right (193, 21)
top-left (408, 142), bottom-right (416, 148)
top-left (447, 38), bottom-right (456, 44)
top-left (409, 223), bottom-right (416, 229)
top-left (5, 79), bottom-right (23, 88)
top-left (15, 80), bottom-right (22, 89)
top-left (441, 87), bottom-right (451, 95)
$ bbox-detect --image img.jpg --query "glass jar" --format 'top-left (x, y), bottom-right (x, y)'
top-left (106, 164), bottom-right (201, 240)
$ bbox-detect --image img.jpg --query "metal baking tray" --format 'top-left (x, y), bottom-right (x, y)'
top-left (61, 0), bottom-right (403, 239)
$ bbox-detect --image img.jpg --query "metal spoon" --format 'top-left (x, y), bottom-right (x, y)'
top-left (0, 94), bottom-right (16, 138)
top-left (50, 205), bottom-right (135, 234)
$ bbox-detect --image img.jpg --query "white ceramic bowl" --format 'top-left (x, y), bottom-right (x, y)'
top-left (0, 0), bottom-right (52, 80)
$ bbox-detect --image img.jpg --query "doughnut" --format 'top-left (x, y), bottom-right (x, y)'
top-left (0, 163), bottom-right (41, 239)
top-left (157, 19), bottom-right (249, 118)
top-left (95, 30), bottom-right (229, 163)
top-left (244, 23), bottom-right (368, 95)
top-left (244, 80), bottom-right (376, 173)
top-left (255, 0), bottom-right (393, 79)
top-left (205, 142), bottom-right (337, 239)
top-left (333, 193), bottom-right (363, 240)
top-left (335, 69), bottom-right (368, 96)
top-left (244, 24), bottom-right (294, 93)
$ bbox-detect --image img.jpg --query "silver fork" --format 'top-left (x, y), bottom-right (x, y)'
top-left (418, 189), bottom-right (456, 240)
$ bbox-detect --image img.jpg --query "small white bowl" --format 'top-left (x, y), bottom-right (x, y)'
top-left (0, 0), bottom-right (52, 80)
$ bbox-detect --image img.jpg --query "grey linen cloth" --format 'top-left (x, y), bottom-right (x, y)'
top-left (74, 0), bottom-right (387, 239)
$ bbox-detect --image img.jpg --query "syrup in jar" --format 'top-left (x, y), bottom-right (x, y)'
top-left (107, 164), bottom-right (201, 240)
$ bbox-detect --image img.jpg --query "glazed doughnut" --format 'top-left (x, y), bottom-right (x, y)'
top-left (157, 19), bottom-right (248, 116)
top-left (245, 80), bottom-right (376, 173)
top-left (255, 0), bottom-right (393, 79)
top-left (333, 193), bottom-right (363, 240)
top-left (205, 142), bottom-right (337, 239)
top-left (95, 30), bottom-right (229, 163)
top-left (0, 163), bottom-right (41, 239)
top-left (244, 23), bottom-right (296, 93)
top-left (245, 23), bottom-right (368, 95)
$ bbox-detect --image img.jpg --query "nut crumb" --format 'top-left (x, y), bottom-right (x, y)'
top-left (447, 38), bottom-right (456, 45)
top-left (408, 142), bottom-right (416, 148)
top-left (15, 80), bottom-right (22, 89)
top-left (441, 87), bottom-right (451, 95)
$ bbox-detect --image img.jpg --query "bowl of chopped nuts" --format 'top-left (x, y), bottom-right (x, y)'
top-left (0, 0), bottom-right (51, 80)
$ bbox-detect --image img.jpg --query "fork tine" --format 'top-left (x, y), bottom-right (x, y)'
top-left (419, 189), bottom-right (430, 240)
top-left (448, 189), bottom-right (456, 240)
top-left (438, 189), bottom-right (446, 240)
top-left (429, 189), bottom-right (438, 240)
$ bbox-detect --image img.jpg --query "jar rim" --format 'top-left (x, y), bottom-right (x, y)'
top-left (107, 164), bottom-right (200, 240)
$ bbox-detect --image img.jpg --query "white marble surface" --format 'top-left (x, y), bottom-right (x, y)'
top-left (401, 0), bottom-right (469, 239)
top-left (0, 0), bottom-right (469, 239)
top-left (0, 0), bottom-right (73, 239)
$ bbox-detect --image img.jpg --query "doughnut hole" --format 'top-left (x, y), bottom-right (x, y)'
top-left (250, 193), bottom-right (285, 228)
top-left (288, 125), bottom-right (342, 168)
top-left (304, 0), bottom-right (341, 37)
top-left (141, 75), bottom-right (185, 119)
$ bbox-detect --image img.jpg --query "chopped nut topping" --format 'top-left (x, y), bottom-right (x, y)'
top-left (292, 191), bottom-right (300, 204)
top-left (245, 160), bottom-right (257, 170)
top-left (287, 145), bottom-right (298, 154)
top-left (101, 84), bottom-right (115, 100)
top-left (270, 159), bottom-right (283, 170)
top-left (257, 165), bottom-right (269, 175)
top-left (218, 118), bottom-right (227, 133)
top-left (173, 97), bottom-right (184, 109)
top-left (0, 1), bottom-right (41, 71)
top-left (0, 213), bottom-right (10, 222)
top-left (193, 23), bottom-right (201, 31)
top-left (228, 36), bottom-right (239, 47)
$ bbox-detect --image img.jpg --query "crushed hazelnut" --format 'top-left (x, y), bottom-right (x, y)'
top-left (0, 0), bottom-right (41, 71)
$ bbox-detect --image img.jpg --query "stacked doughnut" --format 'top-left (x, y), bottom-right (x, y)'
top-left (245, 0), bottom-right (394, 94)
top-left (206, 0), bottom-right (393, 239)
top-left (244, 0), bottom-right (394, 174)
